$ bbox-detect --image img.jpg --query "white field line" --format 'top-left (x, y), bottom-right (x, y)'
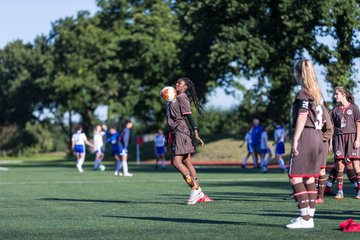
top-left (0, 167), bottom-right (8, 171)
top-left (0, 160), bottom-right (24, 164)
top-left (0, 178), bottom-right (285, 185)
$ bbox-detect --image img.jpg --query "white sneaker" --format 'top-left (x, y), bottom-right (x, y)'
top-left (99, 165), bottom-right (106, 171)
top-left (335, 190), bottom-right (344, 199)
top-left (114, 171), bottom-right (122, 176)
top-left (290, 217), bottom-right (302, 224)
top-left (286, 217), bottom-right (314, 229)
top-left (76, 164), bottom-right (84, 173)
top-left (187, 187), bottom-right (205, 205)
top-left (355, 190), bottom-right (360, 199)
top-left (124, 172), bottom-right (133, 177)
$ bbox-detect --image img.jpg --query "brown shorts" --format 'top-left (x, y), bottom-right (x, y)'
top-left (289, 128), bottom-right (322, 178)
top-left (333, 133), bottom-right (360, 160)
top-left (171, 131), bottom-right (195, 156)
top-left (319, 141), bottom-right (329, 169)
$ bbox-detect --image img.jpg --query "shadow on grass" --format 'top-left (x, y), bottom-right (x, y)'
top-left (159, 193), bottom-right (282, 203)
top-left (249, 212), bottom-right (358, 222)
top-left (228, 208), bottom-right (360, 222)
top-left (203, 180), bottom-right (291, 191)
top-left (38, 198), bottom-right (183, 205)
top-left (103, 215), bottom-right (282, 228)
top-left (205, 191), bottom-right (291, 200)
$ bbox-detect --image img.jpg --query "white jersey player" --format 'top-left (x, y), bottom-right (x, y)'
top-left (72, 125), bottom-right (93, 173)
top-left (93, 125), bottom-right (106, 171)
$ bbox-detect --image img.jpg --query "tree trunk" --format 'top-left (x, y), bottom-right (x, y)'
top-left (80, 108), bottom-right (95, 138)
top-left (68, 111), bottom-right (73, 156)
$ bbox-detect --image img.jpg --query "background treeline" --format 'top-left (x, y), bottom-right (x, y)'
top-left (0, 0), bottom-right (359, 155)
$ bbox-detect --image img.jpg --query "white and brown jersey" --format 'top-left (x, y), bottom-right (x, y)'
top-left (166, 93), bottom-right (192, 134)
top-left (166, 93), bottom-right (195, 155)
top-left (289, 88), bottom-right (323, 178)
top-left (330, 104), bottom-right (360, 135)
top-left (292, 88), bottom-right (323, 130)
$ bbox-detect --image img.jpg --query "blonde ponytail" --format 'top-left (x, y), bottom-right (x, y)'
top-left (295, 60), bottom-right (323, 105)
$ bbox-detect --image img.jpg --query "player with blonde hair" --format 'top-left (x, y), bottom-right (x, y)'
top-left (286, 60), bottom-right (324, 229)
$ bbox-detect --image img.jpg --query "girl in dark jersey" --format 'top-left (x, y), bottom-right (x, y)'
top-left (166, 77), bottom-right (213, 205)
top-left (286, 60), bottom-right (324, 229)
top-left (315, 105), bottom-right (333, 204)
top-left (330, 87), bottom-right (360, 199)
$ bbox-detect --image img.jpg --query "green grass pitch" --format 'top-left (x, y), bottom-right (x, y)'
top-left (0, 161), bottom-right (360, 240)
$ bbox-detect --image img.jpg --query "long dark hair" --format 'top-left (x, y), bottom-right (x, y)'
top-left (122, 119), bottom-right (132, 129)
top-left (335, 86), bottom-right (355, 104)
top-left (179, 77), bottom-right (206, 118)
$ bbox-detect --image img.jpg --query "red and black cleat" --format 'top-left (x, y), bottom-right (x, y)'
top-left (324, 187), bottom-right (336, 196)
top-left (197, 195), bottom-right (214, 203)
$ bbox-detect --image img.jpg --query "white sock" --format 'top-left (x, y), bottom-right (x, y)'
top-left (123, 161), bottom-right (128, 175)
top-left (77, 158), bottom-right (84, 167)
top-left (252, 155), bottom-right (257, 168)
top-left (77, 158), bottom-right (84, 171)
top-left (115, 160), bottom-right (122, 172)
top-left (277, 159), bottom-right (286, 170)
top-left (242, 156), bottom-right (248, 166)
top-left (162, 158), bottom-right (166, 168)
top-left (300, 207), bottom-right (309, 217)
top-left (94, 159), bottom-right (100, 170)
top-left (308, 207), bottom-right (316, 217)
top-left (260, 157), bottom-right (265, 168)
top-left (326, 181), bottom-right (332, 188)
top-left (265, 157), bottom-right (271, 166)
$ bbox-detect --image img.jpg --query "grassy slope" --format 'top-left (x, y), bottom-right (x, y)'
top-left (0, 162), bottom-right (359, 240)
top-left (139, 133), bottom-right (292, 162)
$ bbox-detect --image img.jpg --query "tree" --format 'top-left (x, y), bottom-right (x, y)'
top-left (175, 0), bottom-right (356, 124)
top-left (310, 0), bottom-right (360, 99)
top-left (97, 0), bottom-right (182, 129)
top-left (0, 39), bottom-right (49, 126)
top-left (47, 12), bottom-right (120, 135)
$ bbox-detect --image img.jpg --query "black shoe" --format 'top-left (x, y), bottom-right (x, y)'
top-left (283, 194), bottom-right (294, 200)
top-left (324, 187), bottom-right (336, 196)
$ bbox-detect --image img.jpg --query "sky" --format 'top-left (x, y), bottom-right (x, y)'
top-left (0, 0), bottom-right (98, 46)
top-left (0, 0), bottom-right (359, 113)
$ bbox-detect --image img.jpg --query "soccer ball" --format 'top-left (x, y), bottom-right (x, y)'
top-left (160, 86), bottom-right (177, 102)
top-left (99, 165), bottom-right (106, 171)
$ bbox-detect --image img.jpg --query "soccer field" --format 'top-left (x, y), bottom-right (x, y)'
top-left (0, 161), bottom-right (359, 240)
